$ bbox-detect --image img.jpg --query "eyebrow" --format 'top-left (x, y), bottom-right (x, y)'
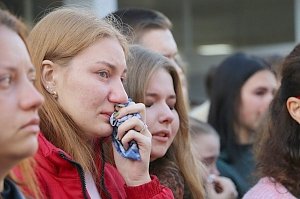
top-left (145, 92), bottom-right (176, 99)
top-left (95, 61), bottom-right (127, 74)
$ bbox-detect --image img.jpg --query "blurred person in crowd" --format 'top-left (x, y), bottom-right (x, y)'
top-left (190, 117), bottom-right (238, 199)
top-left (106, 7), bottom-right (189, 104)
top-left (125, 45), bottom-right (206, 199)
top-left (190, 65), bottom-right (217, 122)
top-left (27, 7), bottom-right (174, 199)
top-left (0, 8), bottom-right (44, 199)
top-left (208, 52), bottom-right (277, 198)
top-left (243, 45), bottom-right (300, 199)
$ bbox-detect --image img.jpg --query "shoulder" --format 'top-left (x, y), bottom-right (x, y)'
top-left (243, 177), bottom-right (297, 199)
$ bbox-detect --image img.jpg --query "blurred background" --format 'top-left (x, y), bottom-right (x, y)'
top-left (1, 0), bottom-right (297, 106)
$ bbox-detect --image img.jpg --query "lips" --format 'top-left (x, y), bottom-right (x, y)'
top-left (152, 130), bottom-right (171, 142)
top-left (100, 111), bottom-right (114, 120)
top-left (20, 117), bottom-right (40, 133)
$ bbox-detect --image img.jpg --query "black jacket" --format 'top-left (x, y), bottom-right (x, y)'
top-left (1, 178), bottom-right (25, 199)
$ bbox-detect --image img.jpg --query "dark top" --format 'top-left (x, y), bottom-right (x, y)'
top-left (217, 144), bottom-right (255, 199)
top-left (1, 178), bottom-right (25, 199)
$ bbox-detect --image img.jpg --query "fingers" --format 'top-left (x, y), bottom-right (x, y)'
top-left (207, 176), bottom-right (238, 199)
top-left (117, 116), bottom-right (150, 139)
top-left (120, 129), bottom-right (152, 150)
top-left (115, 102), bottom-right (146, 122)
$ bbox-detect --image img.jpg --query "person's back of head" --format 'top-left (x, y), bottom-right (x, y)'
top-left (106, 7), bottom-right (172, 43)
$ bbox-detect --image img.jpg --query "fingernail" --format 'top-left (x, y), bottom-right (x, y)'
top-left (114, 112), bottom-right (119, 118)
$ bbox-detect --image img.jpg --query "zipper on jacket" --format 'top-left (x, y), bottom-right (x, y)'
top-left (59, 152), bottom-right (89, 199)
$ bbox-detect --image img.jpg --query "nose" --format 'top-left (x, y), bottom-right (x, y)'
top-left (108, 79), bottom-right (128, 104)
top-left (158, 103), bottom-right (175, 124)
top-left (19, 79), bottom-right (44, 111)
top-left (210, 165), bottom-right (220, 176)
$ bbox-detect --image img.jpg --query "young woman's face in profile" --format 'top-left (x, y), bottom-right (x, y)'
top-left (54, 37), bottom-right (128, 138)
top-left (0, 26), bottom-right (43, 161)
top-left (145, 68), bottom-right (179, 161)
top-left (239, 69), bottom-right (277, 132)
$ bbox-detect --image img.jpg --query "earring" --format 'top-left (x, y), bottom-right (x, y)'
top-left (52, 90), bottom-right (58, 99)
top-left (45, 85), bottom-right (58, 99)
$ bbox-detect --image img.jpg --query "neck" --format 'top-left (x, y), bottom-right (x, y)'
top-left (235, 125), bottom-right (254, 145)
top-left (0, 157), bottom-right (18, 192)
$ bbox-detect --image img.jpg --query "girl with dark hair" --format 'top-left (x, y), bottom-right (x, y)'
top-left (244, 44), bottom-right (300, 199)
top-left (208, 53), bottom-right (277, 197)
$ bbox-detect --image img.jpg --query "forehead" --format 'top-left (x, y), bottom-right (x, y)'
top-left (194, 134), bottom-right (219, 150)
top-left (147, 68), bottom-right (174, 89)
top-left (139, 29), bottom-right (177, 56)
top-left (242, 70), bottom-right (276, 90)
top-left (71, 37), bottom-right (127, 72)
top-left (0, 26), bottom-right (32, 70)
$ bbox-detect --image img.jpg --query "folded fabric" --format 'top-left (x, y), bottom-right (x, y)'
top-left (109, 100), bottom-right (141, 160)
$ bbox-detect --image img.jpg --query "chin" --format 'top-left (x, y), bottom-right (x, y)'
top-left (17, 140), bottom-right (39, 159)
top-left (91, 125), bottom-right (113, 138)
top-left (151, 149), bottom-right (167, 161)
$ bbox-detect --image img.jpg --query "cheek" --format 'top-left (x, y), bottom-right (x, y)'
top-left (79, 87), bottom-right (104, 108)
top-left (0, 101), bottom-right (16, 141)
top-left (146, 108), bottom-right (156, 132)
top-left (240, 95), bottom-right (261, 115)
top-left (171, 111), bottom-right (180, 135)
top-left (65, 80), bottom-right (107, 110)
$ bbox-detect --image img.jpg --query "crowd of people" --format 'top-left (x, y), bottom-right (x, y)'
top-left (0, 4), bottom-right (299, 199)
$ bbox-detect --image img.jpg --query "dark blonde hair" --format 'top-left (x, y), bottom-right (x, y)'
top-left (27, 6), bottom-right (128, 180)
top-left (125, 45), bottom-right (205, 199)
top-left (0, 8), bottom-right (41, 199)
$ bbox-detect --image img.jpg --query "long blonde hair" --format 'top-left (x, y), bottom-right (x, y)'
top-left (125, 45), bottom-right (206, 199)
top-left (27, 7), bottom-right (128, 175)
top-left (0, 8), bottom-right (42, 199)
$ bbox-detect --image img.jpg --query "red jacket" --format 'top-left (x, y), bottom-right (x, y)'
top-left (35, 133), bottom-right (174, 199)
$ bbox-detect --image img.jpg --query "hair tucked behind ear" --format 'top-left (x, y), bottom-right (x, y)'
top-left (27, 6), bottom-right (128, 187)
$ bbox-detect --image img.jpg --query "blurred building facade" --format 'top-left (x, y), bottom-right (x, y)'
top-left (2, 0), bottom-right (298, 105)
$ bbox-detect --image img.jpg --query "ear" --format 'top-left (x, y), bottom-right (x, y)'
top-left (41, 60), bottom-right (57, 93)
top-left (286, 97), bottom-right (300, 124)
